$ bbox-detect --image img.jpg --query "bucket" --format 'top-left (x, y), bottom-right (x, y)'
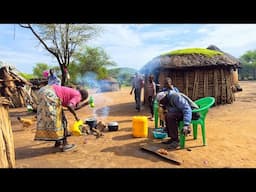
top-left (132, 116), bottom-right (148, 138)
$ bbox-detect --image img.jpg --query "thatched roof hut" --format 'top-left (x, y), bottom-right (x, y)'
top-left (98, 77), bottom-right (120, 92)
top-left (140, 45), bottom-right (242, 105)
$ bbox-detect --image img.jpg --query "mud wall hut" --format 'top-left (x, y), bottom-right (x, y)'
top-left (98, 77), bottom-right (120, 92)
top-left (141, 46), bottom-right (242, 105)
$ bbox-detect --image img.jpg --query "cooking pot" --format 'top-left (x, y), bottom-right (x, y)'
top-left (108, 121), bottom-right (119, 131)
top-left (85, 118), bottom-right (97, 129)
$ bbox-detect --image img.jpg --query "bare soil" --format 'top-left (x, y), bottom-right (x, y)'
top-left (10, 81), bottom-right (256, 168)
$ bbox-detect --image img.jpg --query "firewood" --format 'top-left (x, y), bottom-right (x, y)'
top-left (0, 99), bottom-right (15, 168)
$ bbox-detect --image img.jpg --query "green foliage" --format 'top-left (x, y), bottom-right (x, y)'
top-left (162, 48), bottom-right (223, 57)
top-left (239, 50), bottom-right (256, 80)
top-left (67, 62), bottom-right (80, 84)
top-left (72, 46), bottom-right (116, 80)
top-left (240, 50), bottom-right (256, 63)
top-left (108, 67), bottom-right (137, 86)
top-left (20, 24), bottom-right (101, 85)
top-left (97, 67), bottom-right (108, 79)
top-left (19, 72), bottom-right (35, 80)
top-left (32, 63), bottom-right (50, 78)
top-left (108, 68), bottom-right (121, 79)
top-left (32, 63), bottom-right (62, 80)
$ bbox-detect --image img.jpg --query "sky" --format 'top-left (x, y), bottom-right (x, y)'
top-left (0, 24), bottom-right (256, 74)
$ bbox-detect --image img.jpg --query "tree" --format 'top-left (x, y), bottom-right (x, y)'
top-left (19, 24), bottom-right (101, 85)
top-left (19, 72), bottom-right (35, 80)
top-left (108, 68), bottom-right (121, 79)
top-left (32, 63), bottom-right (50, 78)
top-left (240, 50), bottom-right (256, 80)
top-left (108, 67), bottom-right (136, 86)
top-left (72, 46), bottom-right (116, 80)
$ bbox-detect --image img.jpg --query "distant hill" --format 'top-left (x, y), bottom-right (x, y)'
top-left (108, 67), bottom-right (137, 75)
top-left (118, 67), bottom-right (137, 74)
top-left (108, 67), bottom-right (137, 86)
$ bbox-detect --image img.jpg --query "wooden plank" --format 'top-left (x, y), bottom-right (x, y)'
top-left (141, 144), bottom-right (181, 165)
top-left (225, 71), bottom-right (233, 104)
top-left (0, 99), bottom-right (15, 168)
top-left (194, 70), bottom-right (200, 99)
top-left (228, 70), bottom-right (236, 102)
top-left (213, 70), bottom-right (218, 104)
top-left (220, 69), bottom-right (226, 104)
top-left (204, 70), bottom-right (208, 97)
top-left (192, 71), bottom-right (198, 100)
top-left (185, 71), bottom-right (189, 96)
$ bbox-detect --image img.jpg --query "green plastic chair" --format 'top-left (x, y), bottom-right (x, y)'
top-left (179, 97), bottom-right (215, 149)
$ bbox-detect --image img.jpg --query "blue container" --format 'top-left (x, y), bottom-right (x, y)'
top-left (152, 128), bottom-right (167, 139)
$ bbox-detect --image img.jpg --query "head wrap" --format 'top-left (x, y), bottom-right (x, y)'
top-left (43, 70), bottom-right (49, 78)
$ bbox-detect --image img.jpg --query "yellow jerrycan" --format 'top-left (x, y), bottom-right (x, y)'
top-left (70, 120), bottom-right (83, 136)
top-left (132, 116), bottom-right (148, 138)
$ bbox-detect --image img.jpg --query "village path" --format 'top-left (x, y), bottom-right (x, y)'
top-left (10, 81), bottom-right (256, 168)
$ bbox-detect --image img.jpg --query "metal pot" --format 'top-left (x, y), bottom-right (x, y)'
top-left (85, 118), bottom-right (97, 129)
top-left (108, 121), bottom-right (119, 131)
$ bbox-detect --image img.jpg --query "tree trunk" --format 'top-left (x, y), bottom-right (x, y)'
top-left (60, 65), bottom-right (68, 86)
top-left (0, 97), bottom-right (15, 168)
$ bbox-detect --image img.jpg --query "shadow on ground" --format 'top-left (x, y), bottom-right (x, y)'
top-left (15, 142), bottom-right (61, 160)
top-left (95, 102), bottom-right (150, 117)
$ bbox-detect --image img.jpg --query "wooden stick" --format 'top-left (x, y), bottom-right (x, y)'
top-left (0, 99), bottom-right (15, 168)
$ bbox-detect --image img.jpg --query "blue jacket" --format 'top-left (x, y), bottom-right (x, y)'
top-left (161, 86), bottom-right (179, 93)
top-left (166, 91), bottom-right (192, 126)
top-left (48, 74), bottom-right (61, 85)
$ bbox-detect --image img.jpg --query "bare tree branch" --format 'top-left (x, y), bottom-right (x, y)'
top-left (19, 24), bottom-right (58, 58)
top-left (19, 24), bottom-right (100, 85)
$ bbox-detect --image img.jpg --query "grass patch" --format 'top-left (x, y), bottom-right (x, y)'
top-left (161, 48), bottom-right (223, 57)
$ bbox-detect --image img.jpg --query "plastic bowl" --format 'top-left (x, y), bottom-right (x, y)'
top-left (154, 128), bottom-right (165, 132)
top-left (152, 130), bottom-right (167, 139)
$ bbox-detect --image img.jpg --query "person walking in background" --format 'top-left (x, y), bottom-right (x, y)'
top-left (156, 90), bottom-right (198, 149)
top-left (146, 74), bottom-right (156, 121)
top-left (35, 84), bottom-right (90, 152)
top-left (130, 72), bottom-right (144, 112)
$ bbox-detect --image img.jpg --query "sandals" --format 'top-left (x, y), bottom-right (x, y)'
top-left (62, 144), bottom-right (77, 152)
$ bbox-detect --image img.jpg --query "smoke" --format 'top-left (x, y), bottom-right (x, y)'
top-left (97, 106), bottom-right (110, 119)
top-left (90, 99), bottom-right (111, 122)
top-left (139, 56), bottom-right (168, 84)
top-left (140, 56), bottom-right (161, 75)
top-left (76, 71), bottom-right (114, 121)
top-left (77, 71), bottom-right (99, 88)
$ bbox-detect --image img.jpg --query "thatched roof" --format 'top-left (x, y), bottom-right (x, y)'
top-left (207, 45), bottom-right (241, 65)
top-left (140, 46), bottom-right (241, 73)
top-left (101, 77), bottom-right (119, 83)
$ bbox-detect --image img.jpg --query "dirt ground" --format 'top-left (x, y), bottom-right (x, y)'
top-left (9, 81), bottom-right (256, 168)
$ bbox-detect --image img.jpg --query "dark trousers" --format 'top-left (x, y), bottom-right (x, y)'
top-left (165, 111), bottom-right (183, 141)
top-left (148, 96), bottom-right (154, 117)
top-left (61, 109), bottom-right (68, 144)
top-left (134, 88), bottom-right (141, 110)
